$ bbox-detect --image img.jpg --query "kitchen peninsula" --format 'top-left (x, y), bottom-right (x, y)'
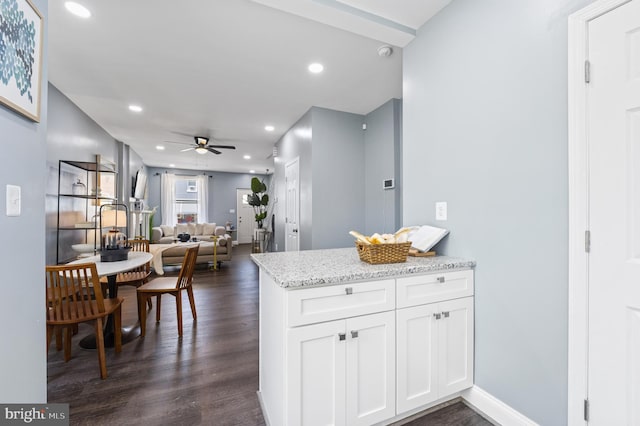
top-left (252, 248), bottom-right (476, 426)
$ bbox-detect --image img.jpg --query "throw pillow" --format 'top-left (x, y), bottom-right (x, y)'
top-left (195, 223), bottom-right (204, 235)
top-left (187, 223), bottom-right (197, 235)
top-left (202, 223), bottom-right (216, 235)
top-left (160, 225), bottom-right (174, 237)
top-left (176, 224), bottom-right (189, 235)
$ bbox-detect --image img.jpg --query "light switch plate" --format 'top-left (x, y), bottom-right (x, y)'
top-left (435, 201), bottom-right (447, 221)
top-left (6, 184), bottom-right (21, 216)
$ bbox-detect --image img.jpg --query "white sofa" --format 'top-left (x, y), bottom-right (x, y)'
top-left (151, 223), bottom-right (232, 266)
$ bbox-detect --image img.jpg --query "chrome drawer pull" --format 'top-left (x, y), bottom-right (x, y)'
top-left (339, 333), bottom-right (346, 341)
top-left (345, 287), bottom-right (353, 295)
top-left (437, 276), bottom-right (445, 283)
top-left (443, 311), bottom-right (450, 318)
top-left (351, 330), bottom-right (359, 338)
top-left (434, 313), bottom-right (442, 320)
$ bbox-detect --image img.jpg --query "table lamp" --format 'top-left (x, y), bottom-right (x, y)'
top-left (99, 204), bottom-right (131, 262)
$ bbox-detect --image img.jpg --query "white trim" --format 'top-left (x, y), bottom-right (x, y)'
top-left (461, 386), bottom-right (539, 426)
top-left (567, 1), bottom-right (633, 425)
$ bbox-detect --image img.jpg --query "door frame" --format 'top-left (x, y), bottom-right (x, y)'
top-left (285, 157), bottom-right (300, 252)
top-left (567, 1), bottom-right (632, 423)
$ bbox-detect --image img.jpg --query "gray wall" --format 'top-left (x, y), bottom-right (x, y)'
top-left (46, 85), bottom-right (120, 265)
top-left (146, 167), bottom-right (267, 231)
top-left (0, 0), bottom-right (48, 403)
top-left (311, 107), bottom-right (366, 249)
top-left (402, 0), bottom-right (593, 424)
top-left (273, 110), bottom-right (313, 251)
top-left (272, 104), bottom-right (401, 251)
top-left (364, 99), bottom-right (402, 235)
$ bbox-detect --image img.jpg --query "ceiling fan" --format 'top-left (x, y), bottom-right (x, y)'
top-left (166, 136), bottom-right (236, 155)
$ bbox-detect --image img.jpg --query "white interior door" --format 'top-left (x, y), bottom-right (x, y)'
top-left (285, 158), bottom-right (300, 251)
top-left (236, 188), bottom-right (255, 244)
top-left (587, 2), bottom-right (640, 423)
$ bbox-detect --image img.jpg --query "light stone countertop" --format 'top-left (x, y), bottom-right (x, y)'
top-left (251, 247), bottom-right (476, 288)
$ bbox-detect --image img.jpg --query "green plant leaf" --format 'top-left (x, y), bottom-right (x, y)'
top-left (251, 177), bottom-right (263, 194)
top-left (261, 194), bottom-right (269, 206)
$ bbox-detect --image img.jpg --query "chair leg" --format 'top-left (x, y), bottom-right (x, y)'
top-left (187, 286), bottom-right (197, 320)
top-left (176, 291), bottom-right (183, 337)
top-left (63, 327), bottom-right (72, 362)
top-left (46, 325), bottom-right (53, 355)
top-left (138, 292), bottom-right (147, 337)
top-left (156, 294), bottom-right (162, 322)
top-left (114, 307), bottom-right (122, 353)
top-left (95, 318), bottom-right (107, 379)
top-left (55, 327), bottom-right (63, 351)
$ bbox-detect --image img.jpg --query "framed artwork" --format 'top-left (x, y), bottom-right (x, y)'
top-left (0, 0), bottom-right (43, 122)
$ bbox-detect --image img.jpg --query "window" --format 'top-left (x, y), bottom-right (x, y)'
top-left (161, 173), bottom-right (208, 226)
top-left (175, 177), bottom-right (199, 223)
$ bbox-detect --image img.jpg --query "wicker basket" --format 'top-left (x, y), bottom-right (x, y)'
top-left (356, 241), bottom-right (412, 264)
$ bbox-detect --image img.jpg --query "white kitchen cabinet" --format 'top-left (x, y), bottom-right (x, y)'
top-left (255, 253), bottom-right (475, 426)
top-left (286, 311), bottom-right (396, 426)
top-left (396, 297), bottom-right (474, 413)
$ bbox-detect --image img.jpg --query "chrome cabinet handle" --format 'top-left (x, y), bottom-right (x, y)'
top-left (443, 311), bottom-right (450, 318)
top-left (345, 287), bottom-right (353, 295)
top-left (351, 330), bottom-right (359, 338)
top-left (437, 276), bottom-right (445, 283)
top-left (339, 333), bottom-right (346, 341)
top-left (434, 313), bottom-right (442, 320)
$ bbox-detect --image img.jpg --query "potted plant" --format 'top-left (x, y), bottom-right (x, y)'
top-left (248, 177), bottom-right (269, 229)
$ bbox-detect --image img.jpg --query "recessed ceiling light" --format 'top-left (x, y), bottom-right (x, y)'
top-left (156, 145), bottom-right (165, 150)
top-left (169, 164), bottom-right (176, 168)
top-left (249, 170), bottom-right (256, 174)
top-left (264, 125), bottom-right (275, 132)
top-left (243, 155), bottom-right (251, 160)
top-left (65, 2), bottom-right (91, 18)
top-left (128, 105), bottom-right (142, 113)
top-left (308, 63), bottom-right (324, 74)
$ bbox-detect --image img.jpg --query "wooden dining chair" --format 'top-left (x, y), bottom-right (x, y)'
top-left (46, 262), bottom-right (123, 379)
top-left (137, 245), bottom-right (199, 337)
top-left (100, 239), bottom-right (153, 313)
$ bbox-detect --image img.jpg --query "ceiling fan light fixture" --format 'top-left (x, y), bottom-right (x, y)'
top-left (195, 147), bottom-right (208, 154)
top-left (194, 136), bottom-right (209, 145)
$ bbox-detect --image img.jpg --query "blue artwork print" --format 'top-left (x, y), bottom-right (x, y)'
top-left (0, 0), bottom-right (37, 104)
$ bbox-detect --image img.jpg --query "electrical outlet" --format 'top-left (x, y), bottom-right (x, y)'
top-left (435, 201), bottom-right (447, 221)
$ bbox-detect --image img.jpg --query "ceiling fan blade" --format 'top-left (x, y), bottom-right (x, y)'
top-left (208, 144), bottom-right (236, 150)
top-left (180, 147), bottom-right (195, 152)
top-left (206, 147), bottom-right (222, 155)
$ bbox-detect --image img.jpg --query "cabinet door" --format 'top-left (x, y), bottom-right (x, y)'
top-left (346, 311), bottom-right (396, 426)
top-left (396, 304), bottom-right (439, 413)
top-left (287, 321), bottom-right (346, 426)
top-left (438, 297), bottom-right (474, 396)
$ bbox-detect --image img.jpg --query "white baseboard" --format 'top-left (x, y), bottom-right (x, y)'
top-left (462, 386), bottom-right (539, 426)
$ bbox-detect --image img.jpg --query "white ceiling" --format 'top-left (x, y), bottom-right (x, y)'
top-left (48, 1), bottom-right (451, 174)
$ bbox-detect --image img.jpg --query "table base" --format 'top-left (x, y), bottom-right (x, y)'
top-left (79, 324), bottom-right (141, 349)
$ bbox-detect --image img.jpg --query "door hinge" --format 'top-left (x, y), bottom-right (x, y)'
top-left (584, 399), bottom-right (589, 421)
top-left (585, 60), bottom-right (591, 84)
top-left (585, 230), bottom-right (591, 253)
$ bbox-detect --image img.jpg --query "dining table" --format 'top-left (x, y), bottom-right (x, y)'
top-left (68, 251), bottom-right (153, 349)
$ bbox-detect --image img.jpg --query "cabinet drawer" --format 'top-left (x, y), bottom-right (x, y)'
top-left (396, 270), bottom-right (473, 308)
top-left (286, 279), bottom-right (395, 327)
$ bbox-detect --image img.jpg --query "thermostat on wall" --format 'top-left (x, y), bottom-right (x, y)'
top-left (383, 179), bottom-right (394, 189)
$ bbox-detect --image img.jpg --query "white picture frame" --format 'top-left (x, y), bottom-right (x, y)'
top-left (0, 0), bottom-right (44, 122)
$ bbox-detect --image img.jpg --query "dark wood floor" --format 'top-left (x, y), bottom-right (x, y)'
top-left (47, 244), bottom-right (493, 426)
